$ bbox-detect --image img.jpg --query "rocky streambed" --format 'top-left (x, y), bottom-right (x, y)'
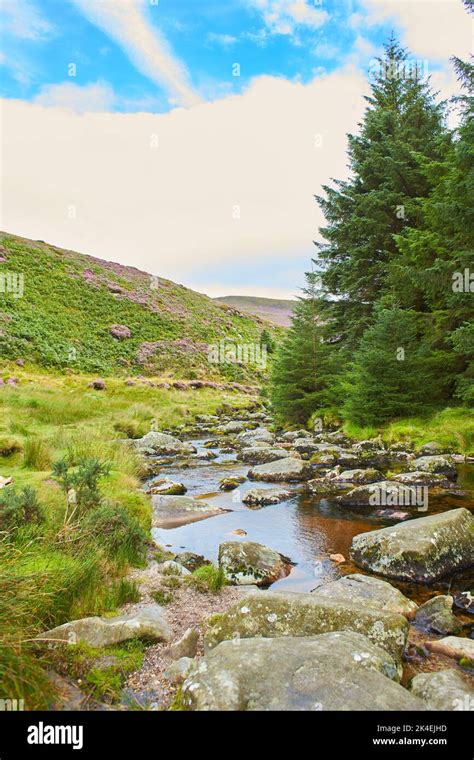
top-left (41, 406), bottom-right (474, 711)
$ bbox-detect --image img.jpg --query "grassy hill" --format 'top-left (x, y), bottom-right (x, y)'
top-left (214, 295), bottom-right (296, 327)
top-left (0, 233), bottom-right (282, 383)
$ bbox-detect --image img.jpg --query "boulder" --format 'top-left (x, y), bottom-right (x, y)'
top-left (152, 495), bottom-right (228, 528)
top-left (37, 604), bottom-right (172, 647)
top-left (410, 455), bottom-right (457, 478)
top-left (181, 632), bottom-right (424, 711)
top-left (425, 636), bottom-right (474, 662)
top-left (219, 421), bottom-right (248, 434)
top-left (242, 488), bottom-right (290, 507)
top-left (174, 552), bottom-right (211, 572)
top-left (311, 574), bottom-right (418, 620)
top-left (237, 428), bottom-right (274, 447)
top-left (292, 439), bottom-right (322, 456)
top-left (163, 627), bottom-right (199, 660)
top-left (219, 476), bottom-right (246, 491)
top-left (415, 595), bottom-right (462, 635)
top-left (392, 471), bottom-right (448, 487)
top-left (218, 541), bottom-right (293, 586)
top-left (146, 478), bottom-right (187, 495)
top-left (418, 441), bottom-right (446, 456)
top-left (159, 560), bottom-right (191, 576)
top-left (248, 457), bottom-right (312, 482)
top-left (89, 379), bottom-right (106, 391)
top-left (134, 431), bottom-right (196, 457)
top-left (337, 481), bottom-right (427, 508)
top-left (350, 508), bottom-right (474, 583)
top-left (352, 439), bottom-right (385, 453)
top-left (410, 669), bottom-right (474, 711)
top-left (280, 430), bottom-right (311, 442)
top-left (205, 592), bottom-right (409, 663)
top-left (164, 657), bottom-right (195, 685)
top-left (331, 468), bottom-right (382, 485)
top-left (238, 446), bottom-right (293, 464)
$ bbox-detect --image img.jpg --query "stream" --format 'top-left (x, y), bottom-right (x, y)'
top-left (150, 424), bottom-right (474, 605)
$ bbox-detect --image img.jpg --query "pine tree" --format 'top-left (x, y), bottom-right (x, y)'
top-left (260, 328), bottom-right (275, 354)
top-left (344, 308), bottom-right (446, 425)
top-left (314, 37), bottom-right (451, 354)
top-left (270, 275), bottom-right (338, 424)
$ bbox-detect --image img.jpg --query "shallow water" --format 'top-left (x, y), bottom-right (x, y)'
top-left (151, 437), bottom-right (474, 600)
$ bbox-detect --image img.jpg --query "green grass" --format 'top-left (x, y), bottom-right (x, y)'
top-left (344, 407), bottom-right (474, 454)
top-left (188, 564), bottom-right (227, 593)
top-left (0, 367), bottom-right (256, 708)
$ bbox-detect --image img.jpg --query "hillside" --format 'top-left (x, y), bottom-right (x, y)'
top-left (0, 233), bottom-right (282, 382)
top-left (214, 295), bottom-right (296, 327)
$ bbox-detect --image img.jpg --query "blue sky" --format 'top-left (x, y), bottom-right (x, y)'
top-left (1, 1), bottom-right (471, 297)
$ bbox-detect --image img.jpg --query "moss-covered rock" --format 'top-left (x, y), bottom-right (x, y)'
top-left (311, 574), bottom-right (418, 620)
top-left (350, 508), bottom-right (474, 583)
top-left (415, 595), bottom-right (462, 635)
top-left (242, 487), bottom-right (290, 507)
top-left (204, 591), bottom-right (409, 663)
top-left (218, 541), bottom-right (292, 586)
top-left (238, 446), bottom-right (293, 464)
top-left (181, 632), bottom-right (424, 711)
top-left (410, 669), bottom-right (474, 710)
top-left (152, 495), bottom-right (227, 528)
top-left (248, 457), bottom-right (312, 482)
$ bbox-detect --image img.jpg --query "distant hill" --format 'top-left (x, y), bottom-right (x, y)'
top-left (0, 233), bottom-right (281, 382)
top-left (214, 295), bottom-right (296, 327)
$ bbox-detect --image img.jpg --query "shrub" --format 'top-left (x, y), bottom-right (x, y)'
top-left (52, 457), bottom-right (110, 515)
top-left (0, 486), bottom-right (44, 531)
top-left (189, 564), bottom-right (226, 593)
top-left (80, 504), bottom-right (147, 567)
top-left (151, 589), bottom-right (174, 605)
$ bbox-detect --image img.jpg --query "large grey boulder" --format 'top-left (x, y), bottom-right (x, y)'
top-left (180, 633), bottom-right (424, 711)
top-left (242, 487), bottom-right (290, 507)
top-left (37, 605), bottom-right (172, 647)
top-left (204, 592), bottom-right (409, 663)
top-left (410, 669), bottom-right (474, 711)
top-left (350, 508), bottom-right (474, 583)
top-left (152, 495), bottom-right (227, 528)
top-left (238, 446), bottom-right (293, 465)
top-left (312, 574), bottom-right (418, 620)
top-left (337, 481), bottom-right (427, 508)
top-left (331, 468), bottom-right (382, 485)
top-left (237, 428), bottom-right (274, 447)
top-left (415, 595), bottom-right (462, 635)
top-left (392, 471), bottom-right (448, 487)
top-left (134, 431), bottom-right (196, 456)
top-left (410, 455), bottom-right (457, 478)
top-left (218, 541), bottom-right (292, 586)
top-left (248, 457), bottom-right (312, 482)
top-left (292, 438), bottom-right (322, 455)
top-left (145, 477), bottom-right (187, 495)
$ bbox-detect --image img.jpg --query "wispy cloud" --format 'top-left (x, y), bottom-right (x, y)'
top-left (0, 0), bottom-right (54, 41)
top-left (71, 0), bottom-right (202, 107)
top-left (247, 0), bottom-right (329, 35)
top-left (207, 32), bottom-right (238, 47)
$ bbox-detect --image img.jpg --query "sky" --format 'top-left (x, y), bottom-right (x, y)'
top-left (0, 0), bottom-right (472, 298)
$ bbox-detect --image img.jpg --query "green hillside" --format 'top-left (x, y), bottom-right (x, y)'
top-left (0, 233), bottom-right (281, 382)
top-left (214, 295), bottom-right (296, 327)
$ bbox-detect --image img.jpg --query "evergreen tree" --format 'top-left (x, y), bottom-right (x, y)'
top-left (314, 37), bottom-right (451, 354)
top-left (270, 275), bottom-right (338, 424)
top-left (260, 328), bottom-right (275, 354)
top-left (344, 308), bottom-right (445, 425)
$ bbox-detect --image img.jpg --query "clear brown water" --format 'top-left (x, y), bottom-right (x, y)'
top-left (151, 437), bottom-right (474, 602)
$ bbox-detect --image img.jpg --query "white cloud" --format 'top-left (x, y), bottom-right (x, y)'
top-left (207, 33), bottom-right (238, 47)
top-left (247, 0), bottom-right (328, 35)
top-left (34, 81), bottom-right (116, 112)
top-left (71, 0), bottom-right (201, 108)
top-left (359, 0), bottom-right (472, 61)
top-left (0, 66), bottom-right (368, 295)
top-left (0, 0), bottom-right (53, 41)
